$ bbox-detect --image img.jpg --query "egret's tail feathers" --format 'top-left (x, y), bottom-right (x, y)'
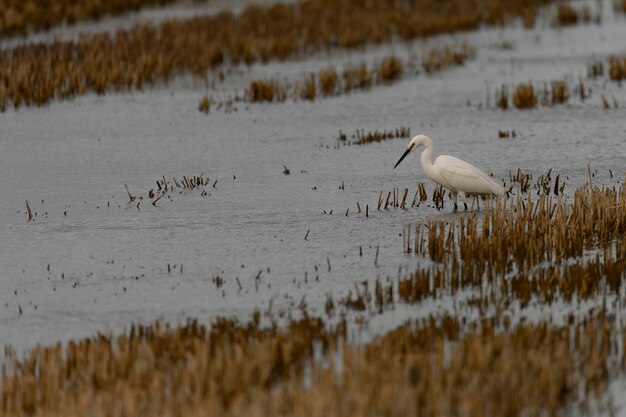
top-left (487, 178), bottom-right (505, 196)
top-left (493, 183), bottom-right (505, 196)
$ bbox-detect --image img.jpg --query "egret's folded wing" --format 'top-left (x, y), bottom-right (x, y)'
top-left (438, 157), bottom-right (501, 195)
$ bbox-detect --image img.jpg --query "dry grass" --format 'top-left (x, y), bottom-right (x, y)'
top-left (343, 63), bottom-right (373, 92)
top-left (1, 311), bottom-right (620, 417)
top-left (0, 0), bottom-right (176, 37)
top-left (422, 43), bottom-right (474, 74)
top-left (512, 82), bottom-right (537, 108)
top-left (345, 126), bottom-right (411, 145)
top-left (496, 85), bottom-right (509, 109)
top-left (326, 176), bottom-right (626, 314)
top-left (0, 0), bottom-right (556, 110)
top-left (399, 178), bottom-right (626, 306)
top-left (550, 80), bottom-right (568, 104)
top-left (555, 3), bottom-right (593, 26)
top-left (318, 67), bottom-right (338, 97)
top-left (377, 56), bottom-right (403, 82)
top-left (537, 80), bottom-right (570, 106)
top-left (493, 55), bottom-right (626, 112)
top-left (556, 3), bottom-right (579, 25)
top-left (498, 129), bottom-right (516, 138)
top-left (246, 79), bottom-right (287, 103)
top-left (198, 95), bottom-right (210, 114)
top-left (242, 46), bottom-right (472, 109)
top-left (498, 80), bottom-right (569, 109)
top-left (299, 74), bottom-right (317, 101)
top-left (608, 56), bottom-right (626, 82)
top-left (244, 57), bottom-right (407, 104)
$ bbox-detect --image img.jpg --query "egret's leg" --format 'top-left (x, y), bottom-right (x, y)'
top-left (451, 192), bottom-right (458, 211)
top-left (459, 191), bottom-right (468, 211)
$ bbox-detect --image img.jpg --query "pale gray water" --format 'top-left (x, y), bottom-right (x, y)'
top-left (0, 1), bottom-right (625, 359)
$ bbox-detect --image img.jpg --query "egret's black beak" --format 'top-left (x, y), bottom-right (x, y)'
top-left (393, 146), bottom-right (413, 169)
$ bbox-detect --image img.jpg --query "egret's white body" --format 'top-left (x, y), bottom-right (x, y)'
top-left (394, 134), bottom-right (504, 210)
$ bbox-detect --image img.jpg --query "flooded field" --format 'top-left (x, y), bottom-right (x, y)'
top-left (0, 0), bottom-right (626, 415)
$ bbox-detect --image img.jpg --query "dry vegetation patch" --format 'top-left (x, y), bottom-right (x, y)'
top-left (422, 43), bottom-right (474, 73)
top-left (338, 126), bottom-right (411, 146)
top-left (236, 45), bottom-right (472, 109)
top-left (0, 0), bottom-right (555, 110)
top-left (608, 56), bottom-right (626, 82)
top-left (0, 0), bottom-right (176, 37)
top-left (512, 82), bottom-right (537, 108)
top-left (1, 311), bottom-right (620, 417)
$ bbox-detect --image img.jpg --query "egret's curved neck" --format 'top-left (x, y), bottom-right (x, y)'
top-left (419, 138), bottom-right (436, 176)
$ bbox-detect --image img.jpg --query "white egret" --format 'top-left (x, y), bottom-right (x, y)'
top-left (393, 134), bottom-right (504, 210)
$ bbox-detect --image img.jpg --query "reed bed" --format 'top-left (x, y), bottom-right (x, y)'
top-left (554, 3), bottom-right (592, 26)
top-left (494, 55), bottom-right (626, 112)
top-left (423, 180), bottom-right (626, 271)
top-left (396, 177), bottom-right (626, 308)
top-left (374, 183), bottom-right (428, 211)
top-left (338, 126), bottom-right (411, 146)
top-left (512, 82), bottom-right (537, 108)
top-left (239, 45), bottom-right (471, 109)
top-left (245, 55), bottom-right (410, 103)
top-left (608, 56), bottom-right (626, 82)
top-left (0, 0), bottom-right (176, 37)
top-left (496, 79), bottom-right (583, 109)
top-left (585, 55), bottom-right (626, 83)
top-left (1, 310), bottom-right (620, 417)
top-left (0, 0), bottom-right (556, 110)
top-left (422, 43), bottom-right (474, 73)
top-left (246, 79), bottom-right (287, 103)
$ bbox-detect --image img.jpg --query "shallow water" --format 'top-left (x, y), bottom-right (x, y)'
top-left (0, 2), bottom-right (626, 357)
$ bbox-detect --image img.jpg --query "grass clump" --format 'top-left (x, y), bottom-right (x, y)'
top-left (555, 3), bottom-right (593, 26)
top-left (318, 67), bottom-right (338, 97)
top-left (237, 46), bottom-right (474, 110)
top-left (422, 43), bottom-right (474, 73)
top-left (299, 75), bottom-right (317, 101)
top-left (246, 79), bottom-right (286, 103)
top-left (549, 80), bottom-right (568, 105)
top-left (556, 3), bottom-right (580, 25)
top-left (512, 83), bottom-right (537, 109)
top-left (378, 56), bottom-right (403, 82)
top-left (496, 85), bottom-right (509, 109)
top-left (608, 56), bottom-right (626, 82)
top-left (198, 95), bottom-right (210, 113)
top-left (348, 126), bottom-right (411, 145)
top-left (343, 63), bottom-right (373, 92)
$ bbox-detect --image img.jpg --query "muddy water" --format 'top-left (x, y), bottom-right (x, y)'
top-left (1, 2), bottom-right (626, 355)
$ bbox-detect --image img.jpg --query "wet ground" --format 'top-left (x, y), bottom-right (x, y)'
top-left (0, 0), bottom-right (625, 356)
